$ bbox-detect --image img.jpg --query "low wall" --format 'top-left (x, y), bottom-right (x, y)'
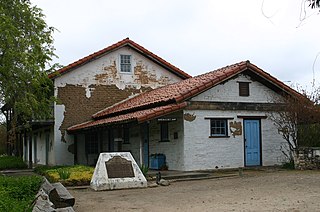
top-left (295, 147), bottom-right (320, 170)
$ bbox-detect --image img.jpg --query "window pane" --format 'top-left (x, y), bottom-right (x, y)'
top-left (85, 133), bottom-right (98, 154)
top-left (210, 119), bottom-right (227, 136)
top-left (120, 55), bottom-right (131, 72)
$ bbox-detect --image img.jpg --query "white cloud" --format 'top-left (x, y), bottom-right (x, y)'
top-left (32, 0), bottom-right (320, 88)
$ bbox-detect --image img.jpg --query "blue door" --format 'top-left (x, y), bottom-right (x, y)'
top-left (244, 120), bottom-right (261, 166)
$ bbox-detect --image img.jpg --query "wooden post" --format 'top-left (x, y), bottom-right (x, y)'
top-left (74, 134), bottom-right (78, 165)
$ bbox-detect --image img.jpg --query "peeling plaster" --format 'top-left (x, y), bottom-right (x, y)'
top-left (229, 121), bottom-right (242, 138)
top-left (184, 113), bottom-right (196, 122)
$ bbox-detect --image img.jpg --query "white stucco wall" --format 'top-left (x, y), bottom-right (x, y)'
top-left (108, 111), bottom-right (185, 171)
top-left (183, 109), bottom-right (286, 171)
top-left (54, 46), bottom-right (182, 91)
top-left (54, 104), bottom-right (74, 165)
top-left (192, 74), bottom-right (278, 103)
top-left (148, 111), bottom-right (184, 170)
top-left (122, 124), bottom-right (142, 164)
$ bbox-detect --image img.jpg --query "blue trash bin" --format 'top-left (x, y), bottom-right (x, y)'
top-left (150, 154), bottom-right (166, 170)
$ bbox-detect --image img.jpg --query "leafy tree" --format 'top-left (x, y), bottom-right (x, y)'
top-left (0, 0), bottom-right (55, 128)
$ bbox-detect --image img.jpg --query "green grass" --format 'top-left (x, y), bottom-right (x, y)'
top-left (0, 175), bottom-right (43, 212)
top-left (0, 156), bottom-right (27, 170)
top-left (34, 165), bottom-right (94, 186)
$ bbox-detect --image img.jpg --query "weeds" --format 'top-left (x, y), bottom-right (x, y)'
top-left (140, 164), bottom-right (149, 177)
top-left (0, 175), bottom-right (43, 211)
top-left (57, 169), bottom-right (71, 180)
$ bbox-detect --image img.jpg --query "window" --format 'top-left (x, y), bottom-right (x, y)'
top-left (85, 133), bottom-right (99, 154)
top-left (120, 55), bottom-right (131, 73)
top-left (239, 82), bottom-right (250, 96)
top-left (160, 122), bottom-right (169, 142)
top-left (210, 119), bottom-right (228, 137)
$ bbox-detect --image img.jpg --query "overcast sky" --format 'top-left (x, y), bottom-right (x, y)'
top-left (31, 0), bottom-right (320, 89)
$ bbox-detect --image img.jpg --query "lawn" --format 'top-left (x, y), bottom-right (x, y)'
top-left (0, 155), bottom-right (27, 170)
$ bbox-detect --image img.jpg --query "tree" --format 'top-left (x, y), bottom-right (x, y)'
top-left (0, 0), bottom-right (56, 153)
top-left (269, 87), bottom-right (320, 164)
top-left (308, 0), bottom-right (320, 9)
top-left (0, 0), bottom-right (55, 125)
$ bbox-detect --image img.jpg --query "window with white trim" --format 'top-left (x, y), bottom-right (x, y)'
top-left (120, 54), bottom-right (131, 73)
top-left (210, 119), bottom-right (228, 137)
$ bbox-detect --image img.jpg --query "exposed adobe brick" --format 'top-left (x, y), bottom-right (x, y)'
top-left (57, 84), bottom-right (150, 141)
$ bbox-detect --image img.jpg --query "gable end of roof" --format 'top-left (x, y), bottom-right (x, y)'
top-left (48, 38), bottom-right (191, 79)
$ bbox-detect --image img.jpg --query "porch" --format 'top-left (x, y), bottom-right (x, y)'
top-left (71, 111), bottom-right (184, 170)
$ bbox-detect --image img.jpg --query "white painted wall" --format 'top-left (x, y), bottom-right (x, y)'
top-left (148, 111), bottom-right (184, 170)
top-left (54, 46), bottom-right (182, 93)
top-left (122, 124), bottom-right (142, 164)
top-left (24, 126), bottom-right (54, 166)
top-left (54, 104), bottom-right (74, 165)
top-left (115, 112), bottom-right (185, 171)
top-left (192, 74), bottom-right (279, 103)
top-left (183, 109), bottom-right (287, 171)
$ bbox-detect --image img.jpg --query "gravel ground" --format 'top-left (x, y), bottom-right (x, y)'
top-left (69, 170), bottom-right (320, 212)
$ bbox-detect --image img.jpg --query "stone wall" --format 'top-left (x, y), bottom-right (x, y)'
top-left (295, 147), bottom-right (320, 170)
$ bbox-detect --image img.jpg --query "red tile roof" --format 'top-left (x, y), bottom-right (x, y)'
top-left (48, 38), bottom-right (191, 79)
top-left (67, 102), bottom-right (187, 132)
top-left (68, 60), bottom-right (303, 132)
top-left (93, 60), bottom-right (301, 119)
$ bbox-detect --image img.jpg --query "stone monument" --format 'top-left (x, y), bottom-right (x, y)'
top-left (90, 152), bottom-right (147, 191)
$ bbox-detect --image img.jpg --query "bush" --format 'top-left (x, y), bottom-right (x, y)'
top-left (282, 159), bottom-right (295, 169)
top-left (0, 175), bottom-right (43, 211)
top-left (35, 165), bottom-right (94, 186)
top-left (0, 156), bottom-right (27, 170)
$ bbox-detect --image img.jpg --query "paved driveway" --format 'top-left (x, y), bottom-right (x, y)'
top-left (69, 170), bottom-right (320, 212)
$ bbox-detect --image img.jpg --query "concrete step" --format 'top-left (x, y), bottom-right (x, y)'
top-left (161, 172), bottom-right (211, 180)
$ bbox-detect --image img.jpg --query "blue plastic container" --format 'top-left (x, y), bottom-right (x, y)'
top-left (150, 154), bottom-right (166, 170)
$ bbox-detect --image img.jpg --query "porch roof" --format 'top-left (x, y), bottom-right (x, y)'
top-left (67, 102), bottom-right (187, 133)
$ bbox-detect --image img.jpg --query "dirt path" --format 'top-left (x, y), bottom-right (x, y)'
top-left (69, 170), bottom-right (320, 212)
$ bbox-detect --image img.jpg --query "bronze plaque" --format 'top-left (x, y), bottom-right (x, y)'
top-left (105, 156), bottom-right (135, 178)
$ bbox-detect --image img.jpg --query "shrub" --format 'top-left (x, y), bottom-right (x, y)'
top-left (0, 175), bottom-right (43, 211)
top-left (282, 159), bottom-right (295, 169)
top-left (0, 156), bottom-right (27, 170)
top-left (57, 169), bottom-right (71, 180)
top-left (35, 165), bottom-right (94, 186)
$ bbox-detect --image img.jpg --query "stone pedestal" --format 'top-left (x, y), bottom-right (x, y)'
top-left (90, 152), bottom-right (147, 191)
